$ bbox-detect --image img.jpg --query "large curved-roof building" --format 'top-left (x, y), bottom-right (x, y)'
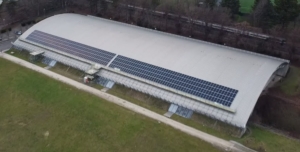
top-left (13, 14), bottom-right (289, 132)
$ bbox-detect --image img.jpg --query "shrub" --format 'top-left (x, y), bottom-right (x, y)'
top-left (1, 30), bottom-right (6, 33)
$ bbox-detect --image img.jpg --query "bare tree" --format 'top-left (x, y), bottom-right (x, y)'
top-left (135, 0), bottom-right (152, 27)
top-left (156, 0), bottom-right (176, 31)
top-left (285, 28), bottom-right (300, 60)
top-left (109, 0), bottom-right (122, 20)
top-left (20, 0), bottom-right (48, 18)
top-left (6, 0), bottom-right (17, 17)
top-left (184, 1), bottom-right (198, 37)
top-left (87, 0), bottom-right (99, 14)
top-left (121, 0), bottom-right (139, 22)
top-left (172, 0), bottom-right (186, 34)
top-left (250, 0), bottom-right (277, 32)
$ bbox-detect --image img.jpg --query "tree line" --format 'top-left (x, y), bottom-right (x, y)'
top-left (1, 0), bottom-right (300, 62)
top-left (250, 0), bottom-right (300, 31)
top-left (81, 0), bottom-right (300, 62)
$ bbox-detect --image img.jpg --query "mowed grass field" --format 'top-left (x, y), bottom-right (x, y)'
top-left (240, 0), bottom-right (255, 13)
top-left (240, 0), bottom-right (300, 13)
top-left (0, 58), bottom-right (220, 152)
top-left (108, 84), bottom-right (300, 152)
top-left (280, 66), bottom-right (300, 95)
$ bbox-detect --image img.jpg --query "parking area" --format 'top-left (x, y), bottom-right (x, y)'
top-left (0, 24), bottom-right (33, 42)
top-left (0, 38), bottom-right (16, 52)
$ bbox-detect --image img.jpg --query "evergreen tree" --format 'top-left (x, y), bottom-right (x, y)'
top-left (205, 0), bottom-right (217, 10)
top-left (251, 0), bottom-right (277, 31)
top-left (221, 0), bottom-right (240, 17)
top-left (252, 0), bottom-right (260, 10)
top-left (274, 0), bottom-right (300, 27)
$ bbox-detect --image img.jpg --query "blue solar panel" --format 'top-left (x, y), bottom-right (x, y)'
top-left (26, 30), bottom-right (116, 66)
top-left (109, 55), bottom-right (238, 107)
top-left (25, 30), bottom-right (238, 107)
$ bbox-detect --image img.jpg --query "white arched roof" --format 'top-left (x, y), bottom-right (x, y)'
top-left (18, 14), bottom-right (289, 128)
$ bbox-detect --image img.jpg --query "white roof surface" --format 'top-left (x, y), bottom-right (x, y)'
top-left (19, 14), bottom-right (289, 127)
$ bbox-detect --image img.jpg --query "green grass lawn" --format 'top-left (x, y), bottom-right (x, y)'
top-left (5, 49), bottom-right (45, 67)
top-left (238, 125), bottom-right (300, 152)
top-left (279, 66), bottom-right (300, 95)
top-left (108, 85), bottom-right (300, 152)
top-left (240, 0), bottom-right (255, 14)
top-left (0, 58), bottom-right (220, 152)
top-left (240, 0), bottom-right (300, 13)
top-left (2, 53), bottom-right (300, 152)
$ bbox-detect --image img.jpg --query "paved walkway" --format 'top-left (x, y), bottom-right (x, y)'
top-left (0, 38), bottom-right (15, 51)
top-left (0, 52), bottom-right (255, 152)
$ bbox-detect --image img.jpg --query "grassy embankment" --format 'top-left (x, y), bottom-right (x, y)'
top-left (5, 49), bottom-right (300, 152)
top-left (280, 66), bottom-right (300, 95)
top-left (108, 84), bottom-right (300, 152)
top-left (0, 57), bottom-right (222, 152)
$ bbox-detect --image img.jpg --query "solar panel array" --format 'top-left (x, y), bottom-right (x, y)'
top-left (25, 30), bottom-right (238, 107)
top-left (26, 30), bottom-right (116, 65)
top-left (109, 56), bottom-right (238, 107)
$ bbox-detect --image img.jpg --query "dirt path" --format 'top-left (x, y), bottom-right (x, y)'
top-left (0, 52), bottom-right (255, 152)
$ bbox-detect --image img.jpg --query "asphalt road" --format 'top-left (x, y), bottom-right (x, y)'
top-left (0, 38), bottom-right (15, 52)
top-left (0, 24), bottom-right (33, 52)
